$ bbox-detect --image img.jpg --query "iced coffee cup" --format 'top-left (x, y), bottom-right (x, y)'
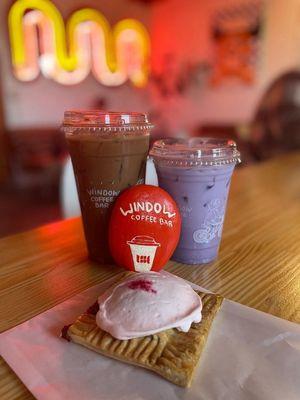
top-left (150, 138), bottom-right (241, 264)
top-left (62, 110), bottom-right (152, 264)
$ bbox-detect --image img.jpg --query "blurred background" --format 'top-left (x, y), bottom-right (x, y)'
top-left (1, 0), bottom-right (300, 237)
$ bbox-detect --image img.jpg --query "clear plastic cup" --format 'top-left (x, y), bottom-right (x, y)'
top-left (62, 110), bottom-right (153, 264)
top-left (150, 137), bottom-right (241, 264)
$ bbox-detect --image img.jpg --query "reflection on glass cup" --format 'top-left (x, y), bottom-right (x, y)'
top-left (62, 110), bottom-right (153, 264)
top-left (150, 138), bottom-right (241, 264)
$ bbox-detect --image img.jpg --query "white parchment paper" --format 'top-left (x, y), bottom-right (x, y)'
top-left (0, 273), bottom-right (299, 400)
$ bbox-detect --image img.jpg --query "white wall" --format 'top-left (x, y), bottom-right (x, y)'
top-left (262, 0), bottom-right (300, 83)
top-left (2, 0), bottom-right (300, 131)
top-left (150, 0), bottom-right (300, 131)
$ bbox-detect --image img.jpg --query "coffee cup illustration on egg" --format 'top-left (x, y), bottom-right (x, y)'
top-left (127, 235), bottom-right (160, 272)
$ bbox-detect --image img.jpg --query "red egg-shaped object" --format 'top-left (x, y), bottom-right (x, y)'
top-left (109, 185), bottom-right (181, 272)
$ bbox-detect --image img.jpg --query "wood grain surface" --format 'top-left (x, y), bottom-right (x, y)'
top-left (0, 151), bottom-right (300, 399)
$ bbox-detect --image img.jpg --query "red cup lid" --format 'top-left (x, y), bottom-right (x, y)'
top-left (127, 235), bottom-right (160, 247)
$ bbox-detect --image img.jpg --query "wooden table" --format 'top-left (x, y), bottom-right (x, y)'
top-left (1, 151), bottom-right (300, 399)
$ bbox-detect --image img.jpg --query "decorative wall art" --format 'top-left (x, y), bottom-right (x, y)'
top-left (210, 1), bottom-right (262, 86)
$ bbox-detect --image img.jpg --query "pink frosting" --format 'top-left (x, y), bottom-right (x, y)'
top-left (96, 272), bottom-right (202, 340)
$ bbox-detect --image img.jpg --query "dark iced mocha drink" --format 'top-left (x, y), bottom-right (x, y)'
top-left (150, 138), bottom-right (240, 264)
top-left (63, 111), bottom-right (152, 264)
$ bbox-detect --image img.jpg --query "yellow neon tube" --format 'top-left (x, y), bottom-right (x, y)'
top-left (8, 0), bottom-right (150, 86)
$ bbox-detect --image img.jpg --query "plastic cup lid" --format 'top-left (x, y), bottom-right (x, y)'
top-left (62, 110), bottom-right (153, 133)
top-left (150, 137), bottom-right (241, 167)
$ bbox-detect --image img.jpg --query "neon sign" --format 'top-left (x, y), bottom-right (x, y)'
top-left (8, 0), bottom-right (150, 87)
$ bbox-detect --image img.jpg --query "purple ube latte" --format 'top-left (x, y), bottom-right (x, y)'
top-left (150, 138), bottom-right (241, 264)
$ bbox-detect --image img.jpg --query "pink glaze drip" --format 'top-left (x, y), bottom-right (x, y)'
top-left (127, 279), bottom-right (157, 294)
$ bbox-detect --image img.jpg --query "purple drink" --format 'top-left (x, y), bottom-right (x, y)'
top-left (150, 138), bottom-right (241, 264)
